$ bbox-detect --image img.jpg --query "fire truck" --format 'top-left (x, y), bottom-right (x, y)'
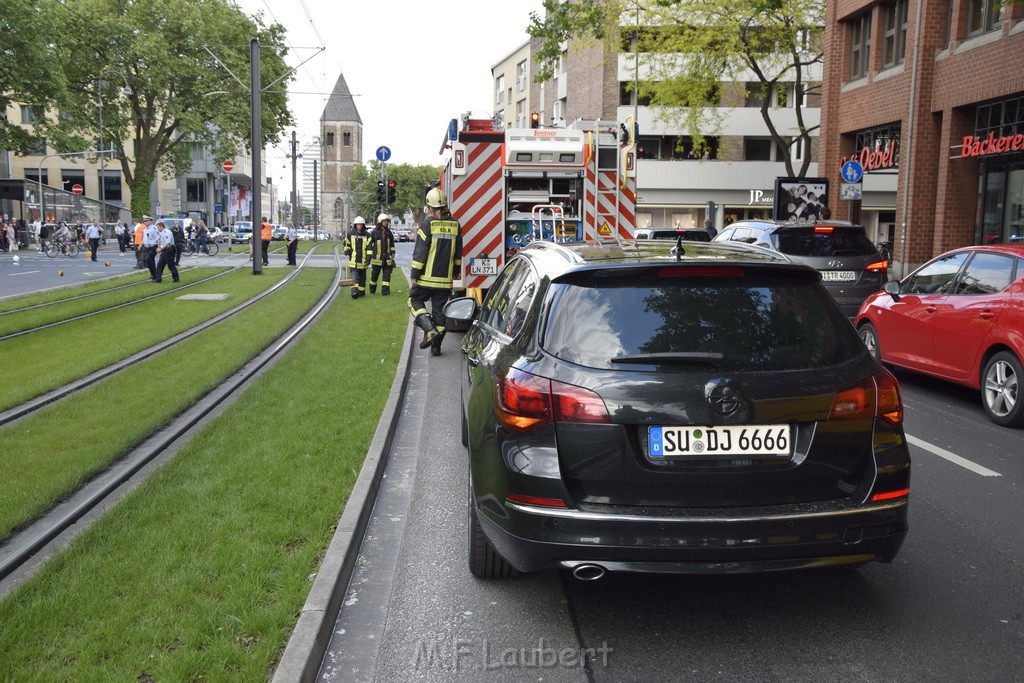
top-left (440, 116), bottom-right (638, 300)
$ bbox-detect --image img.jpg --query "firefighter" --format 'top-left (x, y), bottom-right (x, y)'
top-left (409, 187), bottom-right (462, 356)
top-left (344, 216), bottom-right (373, 298)
top-left (368, 213), bottom-right (396, 295)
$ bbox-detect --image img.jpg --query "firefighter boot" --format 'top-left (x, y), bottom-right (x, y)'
top-left (415, 313), bottom-right (439, 349)
top-left (382, 285), bottom-right (391, 296)
top-left (430, 329), bottom-right (447, 357)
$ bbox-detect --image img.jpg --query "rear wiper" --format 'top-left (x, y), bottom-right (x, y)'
top-left (611, 352), bottom-right (724, 365)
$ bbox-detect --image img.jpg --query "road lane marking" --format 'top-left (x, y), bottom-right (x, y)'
top-left (906, 434), bottom-right (1002, 477)
top-left (8, 270), bottom-right (42, 276)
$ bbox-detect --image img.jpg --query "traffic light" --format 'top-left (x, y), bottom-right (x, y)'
top-left (530, 112), bottom-right (540, 128)
top-left (387, 180), bottom-right (396, 204)
top-left (376, 180), bottom-right (386, 203)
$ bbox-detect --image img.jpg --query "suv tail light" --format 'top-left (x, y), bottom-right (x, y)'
top-left (495, 368), bottom-right (611, 431)
top-left (866, 260), bottom-right (889, 272)
top-left (829, 368), bottom-right (903, 425)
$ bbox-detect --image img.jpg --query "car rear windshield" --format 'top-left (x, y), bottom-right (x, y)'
top-left (773, 227), bottom-right (876, 257)
top-left (542, 273), bottom-right (862, 371)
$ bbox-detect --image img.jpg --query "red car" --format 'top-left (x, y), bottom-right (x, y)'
top-left (855, 244), bottom-right (1024, 427)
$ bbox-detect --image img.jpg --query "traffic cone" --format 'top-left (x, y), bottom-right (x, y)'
top-left (104, 261), bottom-right (110, 266)
top-left (58, 270), bottom-right (64, 276)
top-left (85, 250), bottom-right (91, 259)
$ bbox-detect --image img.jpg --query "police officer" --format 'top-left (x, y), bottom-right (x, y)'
top-left (142, 216), bottom-right (160, 280)
top-left (85, 219), bottom-right (102, 261)
top-left (409, 188), bottom-right (462, 356)
top-left (153, 220), bottom-right (180, 283)
top-left (285, 222), bottom-right (298, 266)
top-left (369, 213), bottom-right (396, 295)
top-left (344, 216), bottom-right (373, 298)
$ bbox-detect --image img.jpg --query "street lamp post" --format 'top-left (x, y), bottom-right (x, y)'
top-left (98, 70), bottom-right (129, 226)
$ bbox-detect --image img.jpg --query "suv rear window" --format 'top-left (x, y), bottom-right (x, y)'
top-left (773, 227), bottom-right (876, 257)
top-left (542, 273), bottom-right (861, 371)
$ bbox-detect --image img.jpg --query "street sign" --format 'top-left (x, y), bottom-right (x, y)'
top-left (375, 146), bottom-right (391, 162)
top-left (222, 160), bottom-right (235, 173)
top-left (841, 182), bottom-right (863, 200)
top-left (841, 160), bottom-right (864, 183)
top-left (71, 184), bottom-right (84, 195)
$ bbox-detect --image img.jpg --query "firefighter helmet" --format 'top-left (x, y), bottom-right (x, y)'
top-left (377, 213), bottom-right (390, 223)
top-left (425, 187), bottom-right (447, 208)
top-left (353, 216), bottom-right (365, 225)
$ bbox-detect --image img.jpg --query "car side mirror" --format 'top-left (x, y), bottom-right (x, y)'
top-left (883, 280), bottom-right (901, 301)
top-left (444, 296), bottom-right (478, 322)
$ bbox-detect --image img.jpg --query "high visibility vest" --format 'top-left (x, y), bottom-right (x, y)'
top-left (261, 222), bottom-right (273, 240)
top-left (134, 223), bottom-right (145, 246)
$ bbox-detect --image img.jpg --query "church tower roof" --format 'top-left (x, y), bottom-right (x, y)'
top-left (320, 72), bottom-right (361, 124)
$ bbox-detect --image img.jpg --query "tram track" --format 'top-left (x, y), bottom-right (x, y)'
top-left (0, 247), bottom-right (344, 591)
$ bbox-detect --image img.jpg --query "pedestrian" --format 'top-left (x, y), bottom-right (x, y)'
top-left (260, 216), bottom-right (272, 265)
top-left (142, 216), bottom-right (160, 280)
top-left (153, 220), bottom-right (180, 283)
top-left (285, 222), bottom-right (298, 265)
top-left (409, 188), bottom-right (462, 356)
top-left (39, 221), bottom-right (50, 253)
top-left (114, 222), bottom-right (126, 253)
top-left (369, 213), bottom-right (396, 295)
top-left (344, 216), bottom-right (372, 298)
top-left (133, 216), bottom-right (148, 268)
top-left (194, 219), bottom-right (210, 254)
top-left (703, 218), bottom-right (717, 240)
top-left (85, 218), bottom-right (102, 261)
top-left (171, 220), bottom-right (186, 265)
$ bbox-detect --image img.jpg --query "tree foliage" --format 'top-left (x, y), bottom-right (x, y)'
top-left (0, 0), bottom-right (65, 151)
top-left (39, 0), bottom-right (293, 216)
top-left (350, 162), bottom-right (442, 227)
top-left (528, 0), bottom-right (823, 176)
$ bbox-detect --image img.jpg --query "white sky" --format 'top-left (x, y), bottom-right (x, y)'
top-left (232, 0), bottom-right (545, 186)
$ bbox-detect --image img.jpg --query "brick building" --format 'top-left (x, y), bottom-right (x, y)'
top-left (821, 0), bottom-right (1024, 276)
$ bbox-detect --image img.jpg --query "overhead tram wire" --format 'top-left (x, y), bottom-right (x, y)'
top-left (259, 0), bottom-right (329, 114)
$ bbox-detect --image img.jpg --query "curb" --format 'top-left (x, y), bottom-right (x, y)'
top-left (272, 314), bottom-right (416, 683)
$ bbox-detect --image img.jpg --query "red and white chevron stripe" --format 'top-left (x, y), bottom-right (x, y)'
top-left (451, 141), bottom-right (504, 290)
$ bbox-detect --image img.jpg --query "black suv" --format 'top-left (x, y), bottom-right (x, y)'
top-left (444, 239), bottom-right (910, 580)
top-left (712, 220), bottom-right (888, 317)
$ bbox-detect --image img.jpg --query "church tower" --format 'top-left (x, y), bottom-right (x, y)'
top-left (320, 72), bottom-right (362, 237)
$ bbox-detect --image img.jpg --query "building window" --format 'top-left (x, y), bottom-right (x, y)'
top-left (20, 105), bottom-right (38, 124)
top-left (744, 137), bottom-right (774, 161)
top-left (324, 132), bottom-right (334, 146)
top-left (333, 197), bottom-right (343, 219)
top-left (495, 75), bottom-right (505, 104)
top-left (968, 0), bottom-right (1003, 35)
top-left (516, 99), bottom-right (525, 128)
top-left (101, 171), bottom-right (122, 202)
top-left (26, 138), bottom-right (46, 155)
top-left (976, 96), bottom-right (1024, 138)
top-left (187, 141), bottom-right (206, 162)
top-left (186, 177), bottom-right (206, 203)
top-left (516, 60), bottom-right (527, 93)
top-left (849, 12), bottom-right (871, 80)
top-left (495, 110), bottom-right (506, 129)
top-left (25, 170), bottom-right (49, 186)
top-left (552, 100), bottom-right (563, 125)
top-left (343, 132), bottom-right (351, 146)
top-left (882, 0), bottom-right (908, 68)
top-left (620, 82), bottom-right (651, 106)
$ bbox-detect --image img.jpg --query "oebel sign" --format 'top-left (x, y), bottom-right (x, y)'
top-left (222, 160), bottom-right (234, 173)
top-left (961, 132), bottom-right (1024, 158)
top-left (839, 143), bottom-right (898, 172)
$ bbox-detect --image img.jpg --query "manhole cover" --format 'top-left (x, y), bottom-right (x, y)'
top-left (176, 293), bottom-right (230, 301)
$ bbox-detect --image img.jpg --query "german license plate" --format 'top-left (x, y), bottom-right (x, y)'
top-left (469, 258), bottom-right (497, 276)
top-left (821, 270), bottom-right (856, 282)
top-left (648, 425), bottom-right (791, 458)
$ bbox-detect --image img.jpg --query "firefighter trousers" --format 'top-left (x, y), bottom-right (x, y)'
top-left (369, 264), bottom-right (393, 294)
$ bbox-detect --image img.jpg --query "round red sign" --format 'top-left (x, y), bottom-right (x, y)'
top-left (71, 184), bottom-right (84, 195)
top-left (222, 160), bottom-right (235, 173)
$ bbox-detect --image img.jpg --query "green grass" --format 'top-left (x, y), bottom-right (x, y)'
top-left (0, 268), bottom-right (335, 539)
top-left (0, 271), bottom-right (410, 680)
top-left (295, 239), bottom-right (342, 254)
top-left (0, 268), bottom-right (228, 337)
top-left (0, 268), bottom-right (289, 413)
top-left (0, 270), bottom-right (153, 314)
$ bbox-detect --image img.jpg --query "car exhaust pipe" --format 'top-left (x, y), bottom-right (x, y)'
top-left (571, 564), bottom-right (606, 581)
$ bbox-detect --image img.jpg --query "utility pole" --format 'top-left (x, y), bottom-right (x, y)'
top-left (313, 160), bottom-right (319, 241)
top-left (250, 38), bottom-right (262, 275)
top-left (290, 130), bottom-right (300, 236)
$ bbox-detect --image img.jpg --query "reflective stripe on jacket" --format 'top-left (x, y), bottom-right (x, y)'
top-left (410, 217), bottom-right (461, 289)
top-left (345, 229), bottom-right (373, 268)
top-left (370, 226), bottom-right (396, 266)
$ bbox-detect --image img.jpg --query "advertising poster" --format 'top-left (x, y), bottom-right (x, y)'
top-left (774, 177), bottom-right (829, 221)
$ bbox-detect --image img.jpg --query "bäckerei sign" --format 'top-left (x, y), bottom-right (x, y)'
top-left (961, 132), bottom-right (1024, 157)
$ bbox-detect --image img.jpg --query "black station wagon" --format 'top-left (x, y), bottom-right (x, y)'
top-left (444, 239), bottom-right (910, 580)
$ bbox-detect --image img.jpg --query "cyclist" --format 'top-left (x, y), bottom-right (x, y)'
top-left (53, 222), bottom-right (72, 253)
top-left (194, 219), bottom-right (210, 254)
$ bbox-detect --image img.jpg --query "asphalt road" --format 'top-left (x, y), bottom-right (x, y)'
top-left (322, 295), bottom-right (1024, 681)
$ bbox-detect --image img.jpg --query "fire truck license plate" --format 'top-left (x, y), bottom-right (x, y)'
top-left (469, 258), bottom-right (497, 276)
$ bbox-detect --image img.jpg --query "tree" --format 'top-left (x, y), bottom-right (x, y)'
top-left (41, 0), bottom-right (293, 216)
top-left (0, 0), bottom-right (65, 151)
top-left (350, 162), bottom-right (441, 226)
top-left (529, 0), bottom-right (823, 177)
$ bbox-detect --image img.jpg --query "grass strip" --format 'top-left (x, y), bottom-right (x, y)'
top-left (0, 270), bottom-right (153, 314)
top-left (295, 239), bottom-right (342, 254)
top-left (0, 272), bottom-right (409, 680)
top-left (0, 268), bottom-right (335, 539)
top-left (0, 268), bottom-right (228, 337)
top-left (0, 268), bottom-right (289, 413)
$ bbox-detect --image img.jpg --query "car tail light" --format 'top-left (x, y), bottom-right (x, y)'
top-left (829, 368), bottom-right (903, 425)
top-left (813, 226), bottom-right (834, 233)
top-left (866, 260), bottom-right (889, 272)
top-left (506, 494), bottom-right (568, 508)
top-left (870, 488), bottom-right (910, 502)
top-left (495, 368), bottom-right (610, 431)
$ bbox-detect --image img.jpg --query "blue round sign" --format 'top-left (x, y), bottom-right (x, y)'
top-left (841, 160), bottom-right (864, 183)
top-left (375, 146), bottom-right (392, 162)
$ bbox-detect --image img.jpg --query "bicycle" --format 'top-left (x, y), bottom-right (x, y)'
top-left (182, 238), bottom-right (219, 256)
top-left (46, 239), bottom-right (80, 258)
